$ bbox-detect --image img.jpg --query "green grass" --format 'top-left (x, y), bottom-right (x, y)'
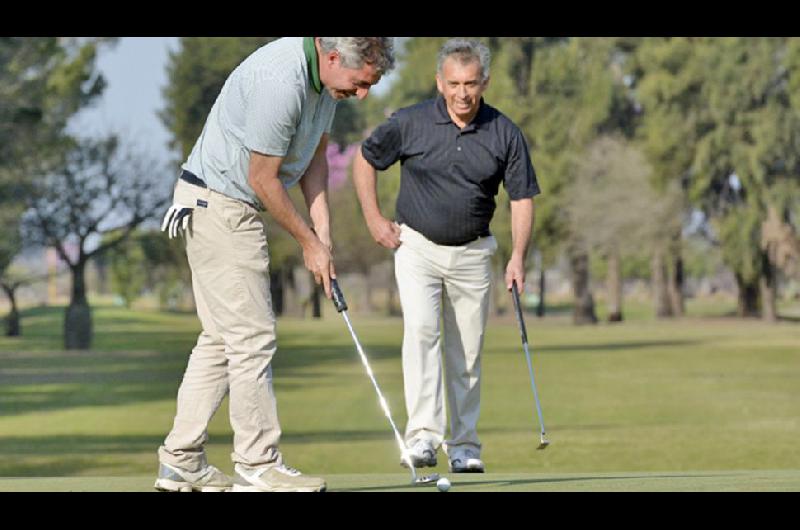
top-left (1, 302), bottom-right (799, 491)
top-left (2, 470), bottom-right (799, 492)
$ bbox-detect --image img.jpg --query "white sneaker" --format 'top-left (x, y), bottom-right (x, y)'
top-left (448, 447), bottom-right (485, 473)
top-left (154, 462), bottom-right (232, 492)
top-left (232, 463), bottom-right (326, 492)
top-left (400, 439), bottom-right (437, 468)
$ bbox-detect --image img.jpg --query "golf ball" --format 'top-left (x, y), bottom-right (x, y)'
top-left (436, 477), bottom-right (451, 492)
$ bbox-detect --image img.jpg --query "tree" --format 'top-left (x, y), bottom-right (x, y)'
top-left (0, 266), bottom-right (37, 337)
top-left (107, 236), bottom-right (147, 308)
top-left (1, 38), bottom-right (110, 170)
top-left (380, 37), bottom-right (447, 113)
top-left (1, 38), bottom-right (114, 335)
top-left (136, 230), bottom-right (193, 311)
top-left (23, 135), bottom-right (170, 349)
top-left (567, 135), bottom-right (682, 321)
top-left (0, 210), bottom-right (24, 336)
top-left (691, 38), bottom-right (800, 319)
top-left (631, 37), bottom-right (714, 318)
top-left (496, 37), bottom-right (637, 324)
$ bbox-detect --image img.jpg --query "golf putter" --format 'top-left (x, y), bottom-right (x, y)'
top-left (330, 279), bottom-right (439, 485)
top-left (511, 280), bottom-right (550, 450)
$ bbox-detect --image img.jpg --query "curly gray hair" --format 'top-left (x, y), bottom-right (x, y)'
top-left (437, 39), bottom-right (491, 82)
top-left (318, 37), bottom-right (396, 75)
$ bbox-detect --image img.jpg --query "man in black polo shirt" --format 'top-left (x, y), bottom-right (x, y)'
top-left (352, 39), bottom-right (540, 473)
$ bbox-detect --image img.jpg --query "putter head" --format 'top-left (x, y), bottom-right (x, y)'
top-left (537, 437), bottom-right (550, 450)
top-left (413, 473), bottom-right (440, 485)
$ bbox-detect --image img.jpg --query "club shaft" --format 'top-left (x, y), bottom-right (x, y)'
top-left (511, 281), bottom-right (547, 438)
top-left (521, 340), bottom-right (546, 436)
top-left (340, 311), bottom-right (416, 480)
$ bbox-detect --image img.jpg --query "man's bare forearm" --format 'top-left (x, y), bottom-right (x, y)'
top-left (248, 152), bottom-right (316, 248)
top-left (352, 150), bottom-right (382, 221)
top-left (510, 198), bottom-right (534, 260)
top-left (352, 149), bottom-right (401, 249)
top-left (301, 135), bottom-right (331, 246)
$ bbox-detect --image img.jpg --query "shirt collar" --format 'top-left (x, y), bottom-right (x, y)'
top-left (304, 37), bottom-right (323, 94)
top-left (433, 95), bottom-right (488, 130)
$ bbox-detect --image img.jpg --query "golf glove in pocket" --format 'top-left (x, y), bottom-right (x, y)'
top-left (161, 203), bottom-right (193, 239)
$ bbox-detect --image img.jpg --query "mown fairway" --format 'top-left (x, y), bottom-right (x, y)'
top-left (1, 301), bottom-right (798, 491)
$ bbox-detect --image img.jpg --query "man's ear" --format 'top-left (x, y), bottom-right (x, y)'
top-left (324, 50), bottom-right (339, 68)
top-left (317, 38), bottom-right (339, 68)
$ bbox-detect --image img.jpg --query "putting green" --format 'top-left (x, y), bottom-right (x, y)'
top-left (1, 470), bottom-right (798, 492)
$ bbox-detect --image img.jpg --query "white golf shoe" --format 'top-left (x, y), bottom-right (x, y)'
top-left (448, 447), bottom-right (485, 473)
top-left (232, 463), bottom-right (326, 492)
top-left (400, 439), bottom-right (438, 468)
top-left (154, 462), bottom-right (233, 492)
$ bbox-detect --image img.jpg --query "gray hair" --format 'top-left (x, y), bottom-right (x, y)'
top-left (437, 39), bottom-right (491, 82)
top-left (318, 37), bottom-right (396, 74)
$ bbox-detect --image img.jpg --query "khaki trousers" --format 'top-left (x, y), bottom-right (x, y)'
top-left (158, 178), bottom-right (282, 472)
top-left (394, 224), bottom-right (496, 457)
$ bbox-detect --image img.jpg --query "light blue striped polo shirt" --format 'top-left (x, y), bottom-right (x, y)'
top-left (182, 37), bottom-right (337, 209)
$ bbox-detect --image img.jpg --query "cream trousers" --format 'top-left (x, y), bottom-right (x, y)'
top-left (158, 178), bottom-right (282, 472)
top-left (394, 224), bottom-right (496, 457)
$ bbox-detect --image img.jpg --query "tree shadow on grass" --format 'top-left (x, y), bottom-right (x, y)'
top-left (0, 337), bottom-right (401, 417)
top-left (0, 429), bottom-right (403, 477)
top-left (494, 338), bottom-right (707, 355)
top-left (0, 457), bottom-right (131, 478)
top-left (0, 434), bottom-right (167, 476)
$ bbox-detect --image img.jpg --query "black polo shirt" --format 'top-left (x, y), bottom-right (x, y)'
top-left (361, 95), bottom-right (540, 246)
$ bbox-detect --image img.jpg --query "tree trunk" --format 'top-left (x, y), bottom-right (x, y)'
top-left (760, 253), bottom-right (777, 322)
top-left (359, 272), bottom-right (372, 313)
top-left (536, 268), bottom-right (546, 318)
top-left (652, 246), bottom-right (672, 318)
top-left (270, 269), bottom-right (284, 316)
top-left (735, 273), bottom-right (760, 318)
top-left (311, 283), bottom-right (321, 318)
top-left (667, 232), bottom-right (685, 317)
top-left (606, 251), bottom-right (623, 323)
top-left (668, 255), bottom-right (686, 317)
top-left (387, 268), bottom-right (400, 316)
top-left (2, 284), bottom-right (20, 337)
top-left (570, 249), bottom-right (597, 325)
top-left (6, 307), bottom-right (20, 336)
top-left (65, 261), bottom-right (92, 350)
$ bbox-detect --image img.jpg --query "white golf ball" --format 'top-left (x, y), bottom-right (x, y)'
top-left (436, 477), bottom-right (451, 492)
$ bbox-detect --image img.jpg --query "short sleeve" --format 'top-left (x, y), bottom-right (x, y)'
top-left (503, 128), bottom-right (540, 200)
top-left (244, 75), bottom-right (303, 156)
top-left (361, 113), bottom-right (403, 171)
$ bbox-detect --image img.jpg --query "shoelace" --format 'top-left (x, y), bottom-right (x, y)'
top-left (276, 464), bottom-right (301, 477)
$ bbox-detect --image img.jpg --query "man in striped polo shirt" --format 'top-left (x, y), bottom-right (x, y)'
top-left (353, 39), bottom-right (539, 474)
top-left (157, 37), bottom-right (395, 493)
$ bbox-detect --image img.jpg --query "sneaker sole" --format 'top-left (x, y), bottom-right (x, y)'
top-left (154, 478), bottom-right (230, 492)
top-left (449, 468), bottom-right (485, 473)
top-left (231, 484), bottom-right (326, 493)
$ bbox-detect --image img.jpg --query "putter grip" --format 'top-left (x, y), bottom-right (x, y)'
top-left (331, 279), bottom-right (348, 313)
top-left (511, 281), bottom-right (528, 344)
